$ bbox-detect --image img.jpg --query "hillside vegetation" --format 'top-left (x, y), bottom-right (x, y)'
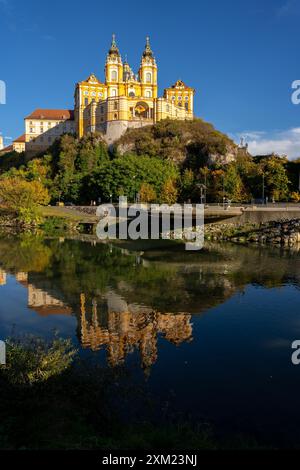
top-left (114, 118), bottom-right (238, 167)
top-left (0, 118), bottom-right (299, 226)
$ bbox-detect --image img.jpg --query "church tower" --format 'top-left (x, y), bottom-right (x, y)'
top-left (139, 37), bottom-right (158, 99)
top-left (105, 34), bottom-right (124, 98)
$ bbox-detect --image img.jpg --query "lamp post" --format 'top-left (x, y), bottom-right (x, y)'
top-left (262, 173), bottom-right (265, 205)
top-left (196, 183), bottom-right (207, 205)
top-left (132, 175), bottom-right (136, 203)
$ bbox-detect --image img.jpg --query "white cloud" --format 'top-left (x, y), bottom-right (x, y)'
top-left (234, 128), bottom-right (300, 160)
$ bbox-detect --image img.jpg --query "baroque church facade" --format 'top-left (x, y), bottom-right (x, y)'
top-left (75, 35), bottom-right (195, 144)
top-left (1, 36), bottom-right (195, 155)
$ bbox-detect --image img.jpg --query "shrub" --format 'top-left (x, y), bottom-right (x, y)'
top-left (2, 336), bottom-right (76, 386)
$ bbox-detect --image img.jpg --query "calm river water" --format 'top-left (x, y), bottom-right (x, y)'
top-left (1, 234), bottom-right (300, 445)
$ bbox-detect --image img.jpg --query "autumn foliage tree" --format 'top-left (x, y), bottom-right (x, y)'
top-left (139, 183), bottom-right (157, 203)
top-left (160, 178), bottom-right (178, 204)
top-left (0, 177), bottom-right (50, 223)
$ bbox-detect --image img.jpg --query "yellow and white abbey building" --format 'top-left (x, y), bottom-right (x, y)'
top-left (1, 36), bottom-right (195, 155)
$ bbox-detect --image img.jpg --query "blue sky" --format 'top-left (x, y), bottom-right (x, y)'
top-left (0, 0), bottom-right (300, 158)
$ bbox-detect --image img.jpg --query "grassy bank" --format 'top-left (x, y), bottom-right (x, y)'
top-left (0, 205), bottom-right (97, 235)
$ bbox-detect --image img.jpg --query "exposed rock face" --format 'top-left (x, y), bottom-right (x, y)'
top-left (207, 148), bottom-right (237, 166)
top-left (116, 141), bottom-right (136, 155)
top-left (114, 118), bottom-right (240, 167)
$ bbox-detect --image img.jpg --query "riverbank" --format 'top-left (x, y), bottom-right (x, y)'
top-left (0, 206), bottom-right (93, 235)
top-left (205, 218), bottom-right (300, 247)
top-left (1, 206), bottom-right (300, 248)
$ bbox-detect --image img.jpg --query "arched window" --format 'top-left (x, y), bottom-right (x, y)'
top-left (111, 70), bottom-right (117, 81)
top-left (111, 89), bottom-right (117, 97)
top-left (145, 72), bottom-right (151, 83)
top-left (146, 90), bottom-right (152, 98)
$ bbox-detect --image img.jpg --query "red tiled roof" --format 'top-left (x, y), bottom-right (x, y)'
top-left (25, 109), bottom-right (74, 120)
top-left (14, 134), bottom-right (26, 143)
top-left (0, 145), bottom-right (13, 153)
top-left (29, 306), bottom-right (73, 316)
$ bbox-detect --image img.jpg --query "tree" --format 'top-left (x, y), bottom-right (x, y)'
top-left (223, 164), bottom-right (245, 201)
top-left (290, 191), bottom-right (300, 202)
top-left (0, 177), bottom-right (50, 210)
top-left (160, 178), bottom-right (178, 204)
top-left (86, 154), bottom-right (179, 203)
top-left (259, 156), bottom-right (290, 201)
top-left (180, 169), bottom-right (195, 201)
top-left (207, 169), bottom-right (225, 202)
top-left (0, 177), bottom-right (50, 223)
top-left (140, 183), bottom-right (157, 203)
top-left (76, 133), bottom-right (109, 174)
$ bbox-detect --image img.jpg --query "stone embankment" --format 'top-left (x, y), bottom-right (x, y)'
top-left (205, 219), bottom-right (300, 247)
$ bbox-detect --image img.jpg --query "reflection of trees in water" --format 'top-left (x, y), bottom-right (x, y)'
top-left (1, 235), bottom-right (300, 370)
top-left (0, 234), bottom-right (52, 273)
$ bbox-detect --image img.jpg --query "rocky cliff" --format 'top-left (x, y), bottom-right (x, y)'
top-left (114, 118), bottom-right (240, 167)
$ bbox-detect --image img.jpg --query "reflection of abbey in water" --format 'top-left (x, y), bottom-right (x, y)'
top-left (80, 292), bottom-right (193, 371)
top-left (7, 271), bottom-right (193, 371)
top-left (11, 272), bottom-right (73, 316)
top-left (28, 284), bottom-right (73, 316)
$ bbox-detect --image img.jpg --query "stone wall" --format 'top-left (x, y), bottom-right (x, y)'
top-left (205, 218), bottom-right (300, 247)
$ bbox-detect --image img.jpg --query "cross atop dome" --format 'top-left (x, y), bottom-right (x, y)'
top-left (108, 33), bottom-right (120, 56)
top-left (142, 36), bottom-right (154, 58)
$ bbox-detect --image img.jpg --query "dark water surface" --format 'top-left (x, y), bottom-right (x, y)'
top-left (1, 234), bottom-right (300, 444)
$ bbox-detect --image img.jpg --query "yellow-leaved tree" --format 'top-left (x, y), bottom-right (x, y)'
top-left (140, 183), bottom-right (157, 203)
top-left (160, 178), bottom-right (178, 205)
top-left (0, 177), bottom-right (50, 224)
